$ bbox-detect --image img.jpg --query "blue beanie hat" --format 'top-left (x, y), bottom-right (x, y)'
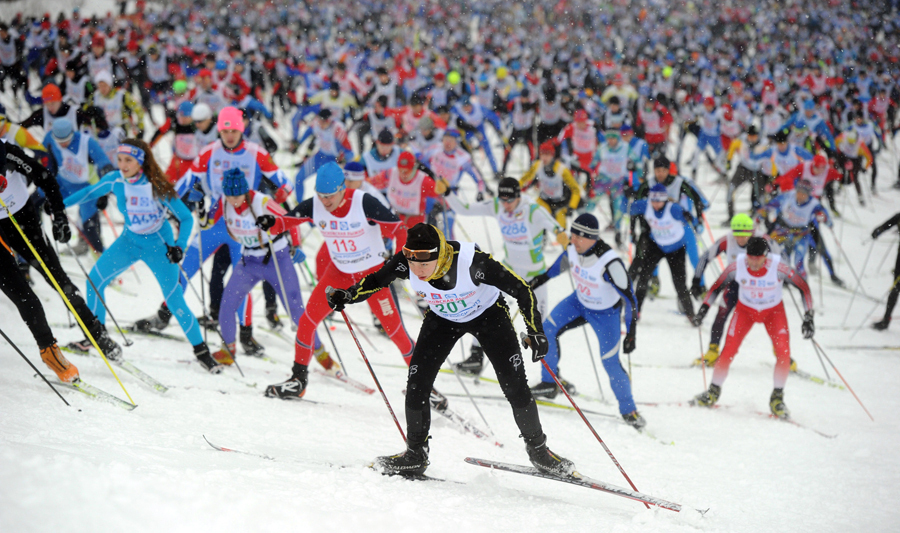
top-left (222, 167), bottom-right (249, 196)
top-left (316, 162), bottom-right (346, 195)
top-left (571, 213), bottom-right (600, 240)
top-left (649, 183), bottom-right (669, 202)
top-left (52, 118), bottom-right (75, 142)
top-left (177, 101), bottom-right (194, 117)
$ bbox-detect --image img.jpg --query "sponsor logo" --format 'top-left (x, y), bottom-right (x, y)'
top-left (416, 291), bottom-right (426, 298)
top-left (330, 221), bottom-right (338, 229)
top-left (319, 220), bottom-right (327, 229)
top-left (339, 221), bottom-right (348, 230)
top-left (350, 222), bottom-right (361, 228)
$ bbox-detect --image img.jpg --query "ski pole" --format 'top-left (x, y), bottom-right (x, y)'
top-left (0, 326), bottom-right (70, 406)
top-left (785, 287), bottom-right (831, 381)
top-left (101, 209), bottom-right (141, 284)
top-left (826, 225), bottom-right (872, 300)
top-left (0, 196), bottom-right (135, 405)
top-left (329, 288), bottom-right (406, 442)
top-left (841, 239), bottom-right (875, 327)
top-left (52, 237), bottom-right (74, 329)
top-left (697, 327), bottom-right (707, 389)
top-left (811, 339), bottom-right (875, 422)
top-left (296, 262), bottom-right (349, 375)
top-left (453, 342), bottom-right (496, 437)
top-left (196, 218), bottom-right (208, 345)
top-left (64, 242), bottom-right (133, 347)
top-left (566, 269), bottom-right (606, 401)
top-left (702, 214), bottom-right (726, 271)
top-left (529, 338), bottom-right (649, 509)
top-left (249, 203), bottom-right (297, 332)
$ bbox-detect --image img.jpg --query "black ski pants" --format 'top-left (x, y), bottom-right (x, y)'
top-left (632, 237), bottom-right (694, 319)
top-left (0, 236), bottom-right (56, 349)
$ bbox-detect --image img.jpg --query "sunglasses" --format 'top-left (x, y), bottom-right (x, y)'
top-left (499, 196), bottom-right (519, 203)
top-left (402, 246), bottom-right (438, 261)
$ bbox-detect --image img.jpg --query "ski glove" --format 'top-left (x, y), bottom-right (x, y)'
top-left (256, 214), bottom-right (276, 231)
top-left (872, 228), bottom-right (883, 240)
top-left (326, 286), bottom-right (354, 312)
top-left (96, 194), bottom-right (109, 211)
top-left (690, 278), bottom-right (704, 299)
top-left (51, 211), bottom-right (71, 243)
top-left (523, 333), bottom-right (549, 362)
top-left (291, 246), bottom-right (306, 264)
top-left (692, 303), bottom-right (710, 327)
top-left (166, 245), bottom-right (184, 264)
top-left (622, 331), bottom-right (636, 354)
top-left (802, 311), bottom-right (815, 339)
top-left (529, 273), bottom-right (550, 290)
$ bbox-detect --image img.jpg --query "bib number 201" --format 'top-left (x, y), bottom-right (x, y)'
top-left (436, 299), bottom-right (467, 314)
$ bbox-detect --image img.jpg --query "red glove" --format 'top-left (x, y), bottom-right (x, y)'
top-left (0, 173), bottom-right (7, 193)
top-left (269, 215), bottom-right (303, 234)
top-left (272, 185), bottom-right (291, 204)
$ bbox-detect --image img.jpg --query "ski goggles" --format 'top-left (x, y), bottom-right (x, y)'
top-left (117, 144), bottom-right (145, 165)
top-left (402, 246), bottom-right (439, 262)
top-left (649, 191), bottom-right (669, 202)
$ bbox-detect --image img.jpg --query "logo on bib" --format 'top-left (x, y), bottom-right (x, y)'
top-left (330, 221), bottom-right (338, 229)
top-left (319, 221), bottom-right (327, 229)
top-left (339, 222), bottom-right (348, 230)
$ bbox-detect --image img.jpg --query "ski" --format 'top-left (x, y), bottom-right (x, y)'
top-left (203, 435), bottom-right (275, 460)
top-left (59, 344), bottom-right (168, 393)
top-left (51, 378), bottom-right (136, 410)
top-left (464, 458), bottom-right (687, 513)
top-left (828, 345), bottom-right (900, 351)
top-left (790, 367), bottom-right (846, 391)
top-left (120, 326), bottom-right (187, 342)
top-left (314, 367), bottom-right (375, 395)
top-left (433, 405), bottom-right (503, 447)
top-left (753, 412), bottom-right (838, 439)
top-left (367, 464), bottom-right (452, 483)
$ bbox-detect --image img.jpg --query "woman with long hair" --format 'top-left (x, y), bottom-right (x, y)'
top-left (64, 139), bottom-right (223, 373)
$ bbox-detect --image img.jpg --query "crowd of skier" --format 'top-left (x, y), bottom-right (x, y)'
top-left (2, 0), bottom-right (900, 476)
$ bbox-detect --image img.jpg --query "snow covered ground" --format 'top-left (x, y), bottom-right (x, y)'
top-left (2, 119), bottom-right (900, 532)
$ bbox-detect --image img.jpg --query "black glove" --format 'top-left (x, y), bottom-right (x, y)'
top-left (476, 191), bottom-right (485, 202)
top-left (42, 198), bottom-right (54, 216)
top-left (627, 160), bottom-right (636, 171)
top-left (51, 212), bottom-right (71, 243)
top-left (871, 228), bottom-right (883, 240)
top-left (529, 273), bottom-right (550, 290)
top-left (96, 194), bottom-right (109, 211)
top-left (690, 279), bottom-right (704, 299)
top-left (256, 214), bottom-right (276, 231)
top-left (622, 331), bottom-right (636, 354)
top-left (326, 286), bottom-right (353, 312)
top-left (166, 245), bottom-right (184, 264)
top-left (523, 332), bottom-right (549, 362)
top-left (802, 311), bottom-right (815, 339)
top-left (692, 303), bottom-right (710, 327)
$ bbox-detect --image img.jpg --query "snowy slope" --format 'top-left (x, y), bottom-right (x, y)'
top-left (2, 126), bottom-right (900, 532)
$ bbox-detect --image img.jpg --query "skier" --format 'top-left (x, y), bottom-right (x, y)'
top-left (692, 214), bottom-right (756, 366)
top-left (870, 212), bottom-right (900, 331)
top-left (692, 237), bottom-right (815, 419)
top-left (63, 139), bottom-right (222, 373)
top-left (374, 151), bottom-right (439, 250)
top-left (265, 163), bottom-right (416, 399)
top-left (628, 183), bottom-right (695, 321)
top-left (0, 140), bottom-right (81, 382)
top-left (528, 214), bottom-right (645, 429)
top-left (449, 95), bottom-right (504, 179)
top-left (327, 222), bottom-right (576, 477)
top-left (724, 125), bottom-right (772, 221)
top-left (589, 128), bottom-right (631, 246)
top-left (293, 108), bottom-right (354, 192)
top-left (519, 141), bottom-right (582, 227)
top-left (423, 129), bottom-right (488, 237)
top-left (208, 168), bottom-right (313, 365)
top-left (556, 109), bottom-right (604, 186)
top-left (445, 177), bottom-right (567, 374)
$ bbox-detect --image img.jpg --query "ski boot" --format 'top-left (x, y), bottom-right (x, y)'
top-left (193, 343), bottom-right (224, 374)
top-left (95, 327), bottom-right (122, 362)
top-left (526, 434), bottom-right (576, 477)
top-left (529, 376), bottom-right (576, 399)
top-left (373, 437), bottom-right (430, 476)
top-left (314, 345), bottom-right (341, 375)
top-left (41, 344), bottom-right (79, 383)
top-left (789, 358), bottom-right (798, 372)
top-left (872, 318), bottom-right (891, 331)
top-left (454, 344), bottom-right (485, 376)
top-left (265, 305), bottom-right (283, 329)
top-left (769, 388), bottom-right (789, 419)
top-left (239, 325), bottom-right (265, 356)
top-left (429, 388), bottom-right (449, 412)
top-left (212, 343), bottom-right (236, 365)
top-left (265, 363), bottom-right (308, 399)
top-left (692, 383), bottom-right (721, 407)
top-left (134, 307), bottom-right (172, 332)
top-left (197, 315), bottom-right (219, 331)
top-left (622, 411), bottom-right (647, 430)
top-left (693, 344), bottom-right (719, 367)
top-left (373, 317), bottom-right (387, 336)
top-left (830, 275), bottom-right (845, 288)
top-left (648, 275), bottom-right (661, 298)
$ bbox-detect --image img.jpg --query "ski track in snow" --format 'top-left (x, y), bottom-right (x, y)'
top-left (4, 95), bottom-right (900, 532)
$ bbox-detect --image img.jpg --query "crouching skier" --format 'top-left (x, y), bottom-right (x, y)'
top-left (326, 223), bottom-right (576, 477)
